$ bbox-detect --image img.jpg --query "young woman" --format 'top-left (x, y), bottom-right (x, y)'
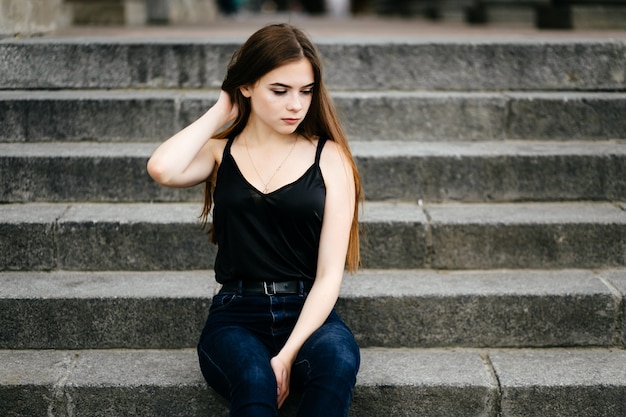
top-left (147, 23), bottom-right (362, 417)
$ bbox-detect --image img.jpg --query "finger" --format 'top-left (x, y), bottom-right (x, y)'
top-left (278, 385), bottom-right (289, 408)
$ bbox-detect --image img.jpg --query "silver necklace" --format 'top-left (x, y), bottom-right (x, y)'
top-left (244, 135), bottom-right (298, 193)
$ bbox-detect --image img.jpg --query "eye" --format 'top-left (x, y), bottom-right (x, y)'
top-left (301, 89), bottom-right (313, 95)
top-left (273, 90), bottom-right (287, 95)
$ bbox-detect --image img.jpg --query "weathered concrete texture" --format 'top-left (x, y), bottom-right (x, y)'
top-left (3, 140), bottom-right (624, 203)
top-left (3, 348), bottom-right (623, 417)
top-left (0, 203), bottom-right (66, 271)
top-left (1, 201), bottom-right (623, 271)
top-left (359, 201), bottom-right (429, 269)
top-left (492, 349), bottom-right (626, 417)
top-left (427, 202), bottom-right (626, 269)
top-left (3, 91), bottom-right (626, 142)
top-left (0, 350), bottom-right (78, 417)
top-left (62, 349), bottom-right (222, 417)
top-left (507, 92), bottom-right (626, 140)
top-left (0, 142), bottom-right (204, 202)
top-left (0, 202), bottom-right (268, 271)
top-left (0, 348), bottom-right (499, 417)
top-left (353, 348), bottom-right (498, 417)
top-left (2, 269), bottom-right (622, 350)
top-left (56, 203), bottom-right (215, 271)
top-left (0, 90), bottom-right (180, 143)
top-left (1, 40), bottom-right (624, 91)
top-left (601, 270), bottom-right (626, 346)
top-left (335, 91), bottom-right (508, 141)
top-left (318, 41), bottom-right (626, 92)
top-left (352, 140), bottom-right (626, 202)
top-left (0, 349), bottom-right (226, 417)
top-left (0, 41), bottom-right (236, 89)
top-left (338, 270), bottom-right (622, 348)
top-left (0, 271), bottom-right (215, 349)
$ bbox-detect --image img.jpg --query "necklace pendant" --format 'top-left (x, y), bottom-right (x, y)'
top-left (244, 135), bottom-right (298, 195)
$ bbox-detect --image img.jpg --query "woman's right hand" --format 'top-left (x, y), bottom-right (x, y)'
top-left (214, 90), bottom-right (239, 126)
top-left (147, 90), bottom-right (237, 188)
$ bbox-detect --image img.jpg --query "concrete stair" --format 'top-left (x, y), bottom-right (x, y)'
top-left (1, 269), bottom-right (625, 349)
top-left (1, 22), bottom-right (625, 416)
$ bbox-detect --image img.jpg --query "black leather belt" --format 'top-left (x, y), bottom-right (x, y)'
top-left (221, 280), bottom-right (305, 296)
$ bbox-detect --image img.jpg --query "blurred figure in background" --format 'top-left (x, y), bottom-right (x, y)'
top-left (216, 0), bottom-right (327, 15)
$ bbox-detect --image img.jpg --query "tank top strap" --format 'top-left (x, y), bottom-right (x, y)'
top-left (314, 137), bottom-right (328, 165)
top-left (223, 136), bottom-right (235, 158)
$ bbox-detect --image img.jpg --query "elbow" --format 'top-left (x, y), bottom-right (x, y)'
top-left (146, 157), bottom-right (171, 185)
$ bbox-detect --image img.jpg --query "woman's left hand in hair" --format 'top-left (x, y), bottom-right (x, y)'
top-left (270, 355), bottom-right (291, 408)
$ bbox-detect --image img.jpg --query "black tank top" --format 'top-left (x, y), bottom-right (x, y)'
top-left (212, 137), bottom-right (327, 284)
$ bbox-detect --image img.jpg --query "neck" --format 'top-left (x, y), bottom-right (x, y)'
top-left (240, 117), bottom-right (297, 146)
top-left (239, 127), bottom-right (298, 147)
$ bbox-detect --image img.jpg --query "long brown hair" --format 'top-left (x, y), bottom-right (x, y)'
top-left (201, 23), bottom-right (363, 272)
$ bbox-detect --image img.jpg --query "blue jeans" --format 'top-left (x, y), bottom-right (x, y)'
top-left (197, 285), bottom-right (360, 417)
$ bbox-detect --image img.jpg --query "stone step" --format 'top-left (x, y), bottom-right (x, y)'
top-left (1, 38), bottom-right (624, 91)
top-left (2, 90), bottom-right (625, 142)
top-left (1, 201), bottom-right (624, 271)
top-left (1, 140), bottom-right (624, 203)
top-left (1, 347), bottom-right (624, 417)
top-left (0, 269), bottom-right (623, 350)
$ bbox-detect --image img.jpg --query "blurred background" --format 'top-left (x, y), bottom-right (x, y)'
top-left (2, 0), bottom-right (626, 37)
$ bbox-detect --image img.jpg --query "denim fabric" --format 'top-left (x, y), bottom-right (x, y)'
top-left (197, 288), bottom-right (360, 417)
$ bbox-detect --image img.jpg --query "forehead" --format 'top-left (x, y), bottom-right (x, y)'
top-left (260, 58), bottom-right (314, 86)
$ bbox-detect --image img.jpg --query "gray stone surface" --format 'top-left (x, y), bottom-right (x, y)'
top-left (0, 348), bottom-right (500, 417)
top-left (0, 204), bottom-right (66, 271)
top-left (0, 142), bottom-right (204, 202)
top-left (4, 140), bottom-right (624, 203)
top-left (4, 348), bottom-right (625, 417)
top-left (4, 91), bottom-right (625, 143)
top-left (1, 40), bottom-right (624, 91)
top-left (491, 349), bottom-right (626, 417)
top-left (353, 348), bottom-right (498, 417)
top-left (338, 269), bottom-right (622, 348)
top-left (63, 349), bottom-right (220, 417)
top-left (0, 271), bottom-right (216, 349)
top-left (507, 92), bottom-right (626, 140)
top-left (601, 270), bottom-right (626, 346)
top-left (352, 140), bottom-right (626, 202)
top-left (0, 202), bottom-right (214, 271)
top-left (0, 90), bottom-right (182, 143)
top-left (428, 202), bottom-right (626, 269)
top-left (0, 41), bottom-right (236, 89)
top-left (335, 91), bottom-right (508, 141)
top-left (55, 203), bottom-right (215, 270)
top-left (1, 269), bottom-right (623, 350)
top-left (2, 202), bottom-right (623, 271)
top-left (0, 350), bottom-right (78, 416)
top-left (359, 201), bottom-right (429, 269)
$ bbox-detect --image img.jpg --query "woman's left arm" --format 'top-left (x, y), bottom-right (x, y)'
top-left (271, 140), bottom-right (356, 407)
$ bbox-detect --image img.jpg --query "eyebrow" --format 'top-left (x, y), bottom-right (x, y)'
top-left (270, 82), bottom-right (315, 89)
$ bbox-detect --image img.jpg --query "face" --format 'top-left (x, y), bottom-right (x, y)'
top-left (240, 58), bottom-right (314, 136)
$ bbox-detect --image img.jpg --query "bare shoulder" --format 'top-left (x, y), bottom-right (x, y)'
top-left (319, 139), bottom-right (354, 186)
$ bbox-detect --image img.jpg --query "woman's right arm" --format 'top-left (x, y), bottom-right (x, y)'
top-left (147, 91), bottom-right (238, 188)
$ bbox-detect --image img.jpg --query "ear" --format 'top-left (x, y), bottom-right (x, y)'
top-left (239, 85), bottom-right (252, 98)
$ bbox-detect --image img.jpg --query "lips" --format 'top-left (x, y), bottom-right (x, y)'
top-left (282, 118), bottom-right (300, 125)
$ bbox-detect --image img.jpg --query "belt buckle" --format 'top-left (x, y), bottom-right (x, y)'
top-left (263, 281), bottom-right (276, 296)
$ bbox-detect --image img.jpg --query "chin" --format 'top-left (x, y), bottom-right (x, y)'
top-left (276, 126), bottom-right (299, 135)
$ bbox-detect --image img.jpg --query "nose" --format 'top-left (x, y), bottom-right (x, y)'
top-left (287, 92), bottom-right (302, 112)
